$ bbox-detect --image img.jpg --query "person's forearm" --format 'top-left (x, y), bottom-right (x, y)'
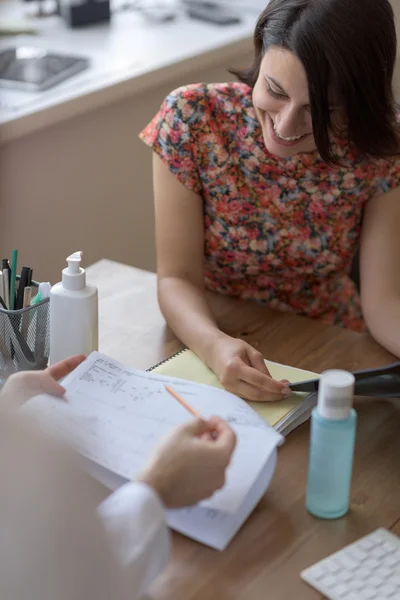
top-left (365, 297), bottom-right (400, 357)
top-left (158, 276), bottom-right (224, 365)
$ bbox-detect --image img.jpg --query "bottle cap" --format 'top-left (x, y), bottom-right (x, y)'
top-left (38, 282), bottom-right (51, 299)
top-left (62, 251), bottom-right (86, 291)
top-left (317, 370), bottom-right (355, 420)
top-left (31, 281), bottom-right (51, 305)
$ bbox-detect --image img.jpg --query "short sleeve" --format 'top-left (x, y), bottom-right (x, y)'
top-left (370, 156), bottom-right (400, 196)
top-left (139, 86), bottom-right (206, 194)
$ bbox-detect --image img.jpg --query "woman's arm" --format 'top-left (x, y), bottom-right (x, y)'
top-left (360, 186), bottom-right (400, 355)
top-left (153, 153), bottom-right (222, 360)
top-left (153, 154), bottom-right (287, 401)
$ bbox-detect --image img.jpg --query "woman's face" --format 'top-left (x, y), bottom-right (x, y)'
top-left (253, 47), bottom-right (317, 158)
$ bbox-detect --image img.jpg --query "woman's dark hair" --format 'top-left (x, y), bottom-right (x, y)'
top-left (232, 0), bottom-right (399, 164)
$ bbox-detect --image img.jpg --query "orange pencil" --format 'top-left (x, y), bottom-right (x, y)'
top-left (165, 385), bottom-right (201, 418)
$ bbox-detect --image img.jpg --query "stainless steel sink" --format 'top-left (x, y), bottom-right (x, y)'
top-left (0, 46), bottom-right (89, 92)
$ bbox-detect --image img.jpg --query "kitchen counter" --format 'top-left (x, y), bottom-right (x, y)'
top-left (0, 0), bottom-right (260, 141)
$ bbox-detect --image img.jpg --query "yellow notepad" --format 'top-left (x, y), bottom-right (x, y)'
top-left (151, 349), bottom-right (318, 428)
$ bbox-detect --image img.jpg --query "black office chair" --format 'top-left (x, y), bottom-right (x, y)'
top-left (350, 250), bottom-right (360, 292)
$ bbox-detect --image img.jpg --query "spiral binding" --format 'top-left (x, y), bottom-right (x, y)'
top-left (147, 348), bottom-right (187, 372)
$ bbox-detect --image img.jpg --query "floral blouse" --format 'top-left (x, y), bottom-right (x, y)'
top-left (140, 82), bottom-right (400, 331)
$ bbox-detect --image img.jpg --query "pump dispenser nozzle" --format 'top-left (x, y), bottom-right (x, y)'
top-left (66, 251), bottom-right (83, 274)
top-left (62, 251), bottom-right (86, 291)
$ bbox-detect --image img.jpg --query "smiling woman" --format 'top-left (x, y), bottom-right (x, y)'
top-left (139, 0), bottom-right (400, 402)
top-left (252, 49), bottom-right (317, 155)
top-left (233, 0), bottom-right (399, 164)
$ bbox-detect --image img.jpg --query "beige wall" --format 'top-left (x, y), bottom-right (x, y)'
top-left (1, 1), bottom-right (400, 284)
top-left (0, 57), bottom-right (250, 284)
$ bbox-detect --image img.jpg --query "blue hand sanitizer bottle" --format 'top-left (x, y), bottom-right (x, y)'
top-left (306, 370), bottom-right (357, 519)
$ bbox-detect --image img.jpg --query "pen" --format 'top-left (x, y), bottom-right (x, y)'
top-left (9, 250), bottom-right (18, 311)
top-left (21, 286), bottom-right (32, 339)
top-left (165, 385), bottom-right (201, 418)
top-left (32, 282), bottom-right (51, 366)
top-left (2, 259), bottom-right (10, 308)
top-left (16, 266), bottom-right (31, 310)
top-left (2, 259), bottom-right (10, 283)
top-left (2, 268), bottom-right (10, 309)
top-left (23, 286), bottom-right (32, 308)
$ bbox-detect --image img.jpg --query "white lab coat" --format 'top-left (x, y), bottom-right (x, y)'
top-left (98, 482), bottom-right (170, 600)
top-left (0, 411), bottom-right (170, 600)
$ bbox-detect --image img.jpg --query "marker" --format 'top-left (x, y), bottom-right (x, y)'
top-left (3, 269), bottom-right (10, 309)
top-left (31, 282), bottom-right (51, 305)
top-left (9, 249), bottom-right (18, 311)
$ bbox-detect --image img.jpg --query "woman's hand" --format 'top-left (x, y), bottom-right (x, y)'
top-left (209, 334), bottom-right (290, 401)
top-left (0, 355), bottom-right (86, 411)
top-left (138, 416), bottom-right (236, 509)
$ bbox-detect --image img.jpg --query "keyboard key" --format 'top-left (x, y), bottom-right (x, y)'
top-left (393, 551), bottom-right (400, 563)
top-left (349, 546), bottom-right (368, 562)
top-left (380, 583), bottom-right (397, 596)
top-left (348, 577), bottom-right (365, 591)
top-left (372, 546), bottom-right (391, 560)
top-left (373, 530), bottom-right (390, 544)
top-left (333, 583), bottom-right (350, 595)
top-left (359, 537), bottom-right (377, 551)
top-left (368, 575), bottom-right (384, 587)
top-left (342, 554), bottom-right (360, 570)
top-left (376, 566), bottom-right (393, 579)
top-left (358, 567), bottom-right (372, 579)
top-left (381, 542), bottom-right (396, 555)
top-left (385, 555), bottom-right (400, 568)
top-left (326, 560), bottom-right (341, 574)
top-left (336, 570), bottom-right (352, 583)
top-left (320, 574), bottom-right (337, 587)
top-left (365, 558), bottom-right (380, 570)
top-left (359, 589), bottom-right (377, 599)
top-left (307, 564), bottom-right (325, 580)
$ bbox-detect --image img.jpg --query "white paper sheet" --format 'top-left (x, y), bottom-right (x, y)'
top-left (24, 352), bottom-right (282, 527)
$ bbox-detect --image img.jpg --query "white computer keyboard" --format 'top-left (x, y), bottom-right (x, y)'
top-left (301, 528), bottom-right (400, 599)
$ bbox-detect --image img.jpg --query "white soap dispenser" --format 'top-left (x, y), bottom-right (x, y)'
top-left (50, 251), bottom-right (98, 364)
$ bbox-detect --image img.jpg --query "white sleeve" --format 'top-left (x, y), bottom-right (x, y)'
top-left (97, 482), bottom-right (170, 600)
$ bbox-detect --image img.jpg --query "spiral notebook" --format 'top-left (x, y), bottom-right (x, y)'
top-left (150, 350), bottom-right (319, 436)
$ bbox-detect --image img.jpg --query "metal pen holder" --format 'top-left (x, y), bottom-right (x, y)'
top-left (0, 282), bottom-right (50, 381)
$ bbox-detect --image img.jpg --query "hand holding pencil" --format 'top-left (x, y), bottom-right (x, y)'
top-left (137, 385), bottom-right (236, 508)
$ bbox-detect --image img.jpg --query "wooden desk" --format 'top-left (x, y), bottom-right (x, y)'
top-left (88, 259), bottom-right (400, 600)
